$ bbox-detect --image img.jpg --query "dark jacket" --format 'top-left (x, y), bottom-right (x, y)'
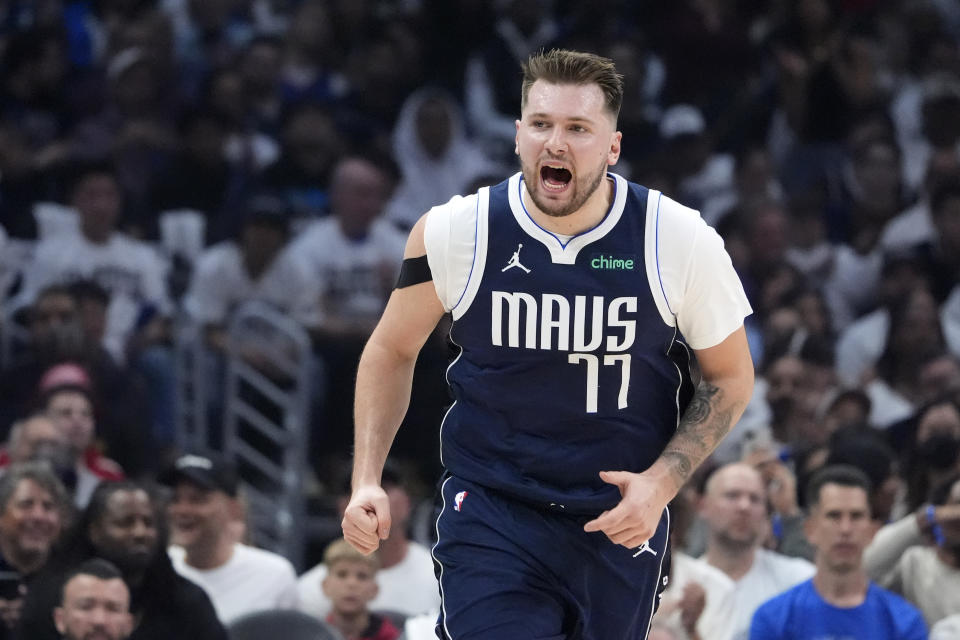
top-left (16, 554), bottom-right (227, 640)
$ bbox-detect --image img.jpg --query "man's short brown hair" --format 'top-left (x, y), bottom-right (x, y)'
top-left (521, 49), bottom-right (624, 120)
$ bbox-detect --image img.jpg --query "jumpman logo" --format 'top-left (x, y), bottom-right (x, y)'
top-left (633, 540), bottom-right (658, 558)
top-left (502, 243), bottom-right (531, 273)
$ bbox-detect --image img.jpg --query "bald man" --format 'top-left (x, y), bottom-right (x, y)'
top-left (699, 463), bottom-right (814, 640)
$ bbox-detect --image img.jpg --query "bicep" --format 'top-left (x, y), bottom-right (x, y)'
top-left (693, 325), bottom-right (754, 388)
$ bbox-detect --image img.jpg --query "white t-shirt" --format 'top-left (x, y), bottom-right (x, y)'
top-left (297, 542), bottom-right (440, 618)
top-left (424, 173), bottom-right (752, 351)
top-left (287, 217), bottom-right (406, 325)
top-left (19, 232), bottom-right (170, 361)
top-left (656, 552), bottom-right (737, 640)
top-left (183, 241), bottom-right (321, 327)
top-left (721, 548), bottom-right (815, 640)
top-left (169, 543), bottom-right (299, 624)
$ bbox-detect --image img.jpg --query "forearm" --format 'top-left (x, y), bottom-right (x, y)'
top-left (654, 375), bottom-right (751, 491)
top-left (351, 336), bottom-right (418, 487)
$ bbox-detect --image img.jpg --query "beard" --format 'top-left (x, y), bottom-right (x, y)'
top-left (520, 155), bottom-right (609, 218)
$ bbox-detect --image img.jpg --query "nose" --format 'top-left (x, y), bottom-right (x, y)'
top-left (545, 127), bottom-right (567, 155)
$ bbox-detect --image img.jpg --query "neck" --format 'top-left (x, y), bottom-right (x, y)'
top-left (521, 175), bottom-right (614, 236)
top-left (328, 609), bottom-right (370, 638)
top-left (813, 566), bottom-right (869, 607)
top-left (81, 225), bottom-right (111, 245)
top-left (0, 538), bottom-right (45, 575)
top-left (184, 538), bottom-right (234, 570)
top-left (705, 540), bottom-right (756, 581)
top-left (378, 534), bottom-right (408, 569)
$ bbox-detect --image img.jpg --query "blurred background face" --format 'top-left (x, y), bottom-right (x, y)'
top-left (284, 109), bottom-right (340, 177)
top-left (0, 479), bottom-right (61, 561)
top-left (415, 97), bottom-right (453, 158)
top-left (766, 355), bottom-right (810, 424)
top-left (322, 559), bottom-right (378, 615)
top-left (90, 489), bottom-right (158, 574)
top-left (30, 291), bottom-right (81, 353)
top-left (55, 575), bottom-right (132, 640)
top-left (806, 484), bottom-right (872, 573)
top-left (889, 289), bottom-right (941, 361)
top-left (330, 159), bottom-right (390, 234)
top-left (72, 174), bottom-right (122, 242)
top-left (240, 222), bottom-right (286, 274)
top-left (45, 390), bottom-right (95, 456)
top-left (167, 482), bottom-right (232, 551)
top-left (702, 465), bottom-right (768, 551)
top-left (11, 416), bottom-right (71, 470)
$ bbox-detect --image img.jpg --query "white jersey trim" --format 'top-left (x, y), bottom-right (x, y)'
top-left (431, 476), bottom-right (455, 640)
top-left (644, 189), bottom-right (679, 329)
top-left (507, 172), bottom-right (629, 265)
top-left (450, 186), bottom-right (489, 320)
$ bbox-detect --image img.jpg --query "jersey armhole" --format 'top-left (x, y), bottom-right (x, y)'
top-left (643, 189), bottom-right (678, 328)
top-left (450, 186), bottom-right (489, 320)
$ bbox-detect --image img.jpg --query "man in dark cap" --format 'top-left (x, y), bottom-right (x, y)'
top-left (162, 452), bottom-right (299, 624)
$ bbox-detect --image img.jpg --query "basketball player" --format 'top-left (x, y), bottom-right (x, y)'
top-left (342, 49), bottom-right (755, 639)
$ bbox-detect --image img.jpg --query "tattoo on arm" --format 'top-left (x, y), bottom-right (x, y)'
top-left (661, 380), bottom-right (733, 485)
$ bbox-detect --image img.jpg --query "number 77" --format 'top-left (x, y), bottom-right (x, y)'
top-left (567, 353), bottom-right (631, 413)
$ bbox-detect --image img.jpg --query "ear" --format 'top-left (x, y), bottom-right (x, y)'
top-left (321, 574), bottom-right (331, 597)
top-left (515, 120), bottom-right (521, 155)
top-left (54, 607), bottom-right (66, 634)
top-left (607, 130), bottom-right (622, 166)
top-left (803, 513), bottom-right (816, 545)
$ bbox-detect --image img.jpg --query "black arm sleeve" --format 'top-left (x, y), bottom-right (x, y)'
top-left (396, 255), bottom-right (432, 288)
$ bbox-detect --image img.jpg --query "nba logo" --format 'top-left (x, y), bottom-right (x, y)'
top-left (454, 491), bottom-right (468, 512)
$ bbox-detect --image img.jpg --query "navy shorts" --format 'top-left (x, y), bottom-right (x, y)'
top-left (431, 475), bottom-right (671, 640)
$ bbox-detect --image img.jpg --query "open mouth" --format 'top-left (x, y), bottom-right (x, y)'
top-left (540, 165), bottom-right (572, 191)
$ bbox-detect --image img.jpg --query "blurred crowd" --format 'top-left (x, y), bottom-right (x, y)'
top-left (0, 0), bottom-right (959, 638)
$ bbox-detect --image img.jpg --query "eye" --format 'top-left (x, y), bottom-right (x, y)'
top-left (532, 120), bottom-right (548, 128)
top-left (570, 125), bottom-right (587, 132)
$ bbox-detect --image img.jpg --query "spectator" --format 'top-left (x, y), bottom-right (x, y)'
top-left (866, 287), bottom-right (945, 427)
top-left (260, 103), bottom-right (342, 221)
top-left (750, 465), bottom-right (927, 639)
top-left (53, 559), bottom-right (132, 640)
top-left (698, 463), bottom-right (814, 639)
top-left (932, 614), bottom-right (960, 640)
top-left (15, 161), bottom-right (171, 365)
top-left (0, 413), bottom-right (73, 491)
top-left (298, 462), bottom-right (439, 619)
top-left (183, 193), bottom-right (321, 353)
top-left (902, 397), bottom-right (960, 511)
top-left (383, 87), bottom-right (498, 232)
top-left (658, 103), bottom-right (735, 215)
top-left (864, 472), bottom-right (960, 627)
top-left (19, 480), bottom-right (226, 640)
top-left (652, 487), bottom-right (735, 640)
top-left (0, 463), bottom-right (68, 639)
top-left (287, 156), bottom-right (405, 455)
top-left (37, 370), bottom-right (125, 507)
top-left (162, 453), bottom-right (298, 624)
top-left (320, 539), bottom-right (401, 640)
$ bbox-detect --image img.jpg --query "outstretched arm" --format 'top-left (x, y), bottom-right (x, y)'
top-left (585, 326), bottom-right (754, 547)
top-left (342, 215), bottom-right (445, 554)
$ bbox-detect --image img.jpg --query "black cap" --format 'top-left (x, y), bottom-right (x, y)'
top-left (159, 453), bottom-right (239, 496)
top-left (243, 194), bottom-right (290, 230)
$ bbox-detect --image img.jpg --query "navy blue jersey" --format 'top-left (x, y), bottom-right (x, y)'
top-left (440, 173), bottom-right (695, 514)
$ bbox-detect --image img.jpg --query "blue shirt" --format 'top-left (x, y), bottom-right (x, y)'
top-left (749, 579), bottom-right (927, 640)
